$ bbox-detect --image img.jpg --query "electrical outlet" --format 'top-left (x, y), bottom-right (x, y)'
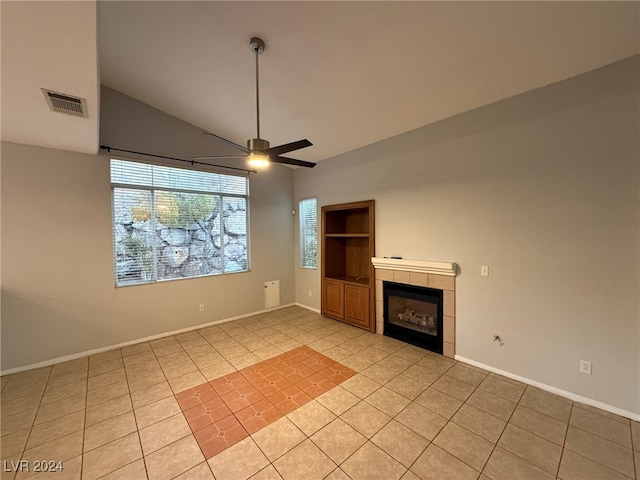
top-left (199, 304), bottom-right (205, 312)
top-left (308, 290), bottom-right (312, 297)
top-left (579, 360), bottom-right (592, 375)
top-left (481, 265), bottom-right (489, 276)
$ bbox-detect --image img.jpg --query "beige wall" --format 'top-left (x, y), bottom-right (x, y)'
top-left (1, 89), bottom-right (296, 371)
top-left (294, 56), bottom-right (640, 415)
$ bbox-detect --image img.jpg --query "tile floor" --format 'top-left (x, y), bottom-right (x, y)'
top-left (1, 306), bottom-right (638, 480)
top-left (176, 346), bottom-right (355, 458)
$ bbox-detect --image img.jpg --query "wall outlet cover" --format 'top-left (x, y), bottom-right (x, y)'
top-left (579, 360), bottom-right (592, 375)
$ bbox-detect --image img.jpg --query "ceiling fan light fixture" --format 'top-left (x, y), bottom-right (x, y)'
top-left (247, 151), bottom-right (270, 169)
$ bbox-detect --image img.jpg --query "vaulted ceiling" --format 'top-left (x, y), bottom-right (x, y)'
top-left (2, 1), bottom-right (638, 162)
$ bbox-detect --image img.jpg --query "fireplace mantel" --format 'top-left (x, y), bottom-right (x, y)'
top-left (372, 257), bottom-right (457, 358)
top-left (371, 257), bottom-right (457, 276)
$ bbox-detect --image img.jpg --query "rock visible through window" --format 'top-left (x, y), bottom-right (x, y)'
top-left (110, 159), bottom-right (250, 286)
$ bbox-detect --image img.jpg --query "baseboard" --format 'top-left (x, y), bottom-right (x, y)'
top-left (1, 303), bottom-right (298, 376)
top-left (295, 303), bottom-right (321, 314)
top-left (455, 355), bottom-right (640, 422)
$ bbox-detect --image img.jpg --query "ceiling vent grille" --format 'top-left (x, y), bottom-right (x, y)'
top-left (42, 89), bottom-right (88, 118)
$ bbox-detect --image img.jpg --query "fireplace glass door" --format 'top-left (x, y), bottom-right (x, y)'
top-left (383, 281), bottom-right (443, 354)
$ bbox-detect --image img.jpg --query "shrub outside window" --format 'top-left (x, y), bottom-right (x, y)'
top-left (111, 159), bottom-right (250, 286)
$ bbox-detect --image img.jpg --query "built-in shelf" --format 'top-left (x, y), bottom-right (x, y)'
top-left (325, 233), bottom-right (370, 238)
top-left (321, 200), bottom-right (375, 331)
top-left (325, 275), bottom-right (370, 286)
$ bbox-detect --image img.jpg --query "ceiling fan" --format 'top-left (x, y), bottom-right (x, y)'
top-left (194, 37), bottom-right (315, 169)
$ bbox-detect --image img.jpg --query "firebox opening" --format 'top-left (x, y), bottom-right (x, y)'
top-left (383, 281), bottom-right (444, 354)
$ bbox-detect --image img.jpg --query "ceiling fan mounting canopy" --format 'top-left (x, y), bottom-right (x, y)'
top-left (249, 37), bottom-right (265, 55)
top-left (194, 36), bottom-right (315, 169)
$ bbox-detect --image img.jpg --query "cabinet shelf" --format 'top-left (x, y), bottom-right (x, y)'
top-left (321, 200), bottom-right (375, 332)
top-left (324, 233), bottom-right (369, 238)
top-left (325, 275), bottom-right (369, 286)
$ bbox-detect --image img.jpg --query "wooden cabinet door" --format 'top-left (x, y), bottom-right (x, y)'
top-left (344, 285), bottom-right (370, 329)
top-left (322, 280), bottom-right (344, 320)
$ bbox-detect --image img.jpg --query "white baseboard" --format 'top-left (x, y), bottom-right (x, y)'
top-left (455, 355), bottom-right (640, 422)
top-left (1, 303), bottom-right (298, 376)
top-left (295, 303), bottom-right (321, 314)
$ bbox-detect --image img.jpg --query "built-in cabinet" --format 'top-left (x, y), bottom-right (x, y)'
top-left (321, 200), bottom-right (375, 331)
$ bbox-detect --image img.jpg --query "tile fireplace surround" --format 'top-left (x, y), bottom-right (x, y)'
top-left (372, 258), bottom-right (457, 358)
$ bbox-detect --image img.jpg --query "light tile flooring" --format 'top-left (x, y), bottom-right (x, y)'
top-left (1, 306), bottom-right (638, 480)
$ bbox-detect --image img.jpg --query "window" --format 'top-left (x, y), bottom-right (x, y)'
top-left (111, 159), bottom-right (249, 286)
top-left (299, 197), bottom-right (317, 268)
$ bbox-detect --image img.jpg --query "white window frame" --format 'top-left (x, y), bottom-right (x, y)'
top-left (110, 158), bottom-right (250, 286)
top-left (299, 197), bottom-right (318, 269)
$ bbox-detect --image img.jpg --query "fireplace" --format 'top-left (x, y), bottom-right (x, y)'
top-left (383, 281), bottom-right (443, 354)
top-left (372, 257), bottom-right (457, 358)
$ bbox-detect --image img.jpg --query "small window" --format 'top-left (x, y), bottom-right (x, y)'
top-left (299, 197), bottom-right (317, 269)
top-left (111, 159), bottom-right (250, 286)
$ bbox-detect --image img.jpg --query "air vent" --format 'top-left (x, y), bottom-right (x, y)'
top-left (41, 89), bottom-right (88, 118)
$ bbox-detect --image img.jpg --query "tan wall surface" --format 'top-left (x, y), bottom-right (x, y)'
top-left (1, 89), bottom-right (296, 371)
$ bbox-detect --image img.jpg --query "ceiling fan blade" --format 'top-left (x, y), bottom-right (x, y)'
top-left (272, 155), bottom-right (316, 168)
top-left (192, 155), bottom-right (247, 160)
top-left (203, 132), bottom-right (250, 153)
top-left (266, 139), bottom-right (312, 157)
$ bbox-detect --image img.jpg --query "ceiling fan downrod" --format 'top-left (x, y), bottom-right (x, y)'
top-left (250, 37), bottom-right (265, 145)
top-left (196, 36), bottom-right (315, 169)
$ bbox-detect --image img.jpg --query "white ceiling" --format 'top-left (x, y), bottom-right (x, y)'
top-left (2, 2), bottom-right (639, 162)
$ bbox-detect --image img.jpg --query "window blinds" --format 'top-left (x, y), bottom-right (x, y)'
top-left (111, 159), bottom-right (250, 286)
top-left (299, 197), bottom-right (318, 269)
